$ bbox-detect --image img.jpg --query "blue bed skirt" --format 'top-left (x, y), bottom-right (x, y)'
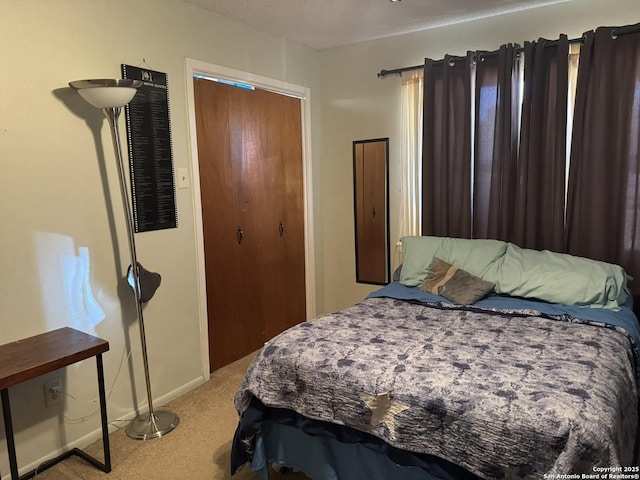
top-left (250, 420), bottom-right (462, 480)
top-left (231, 397), bottom-right (479, 480)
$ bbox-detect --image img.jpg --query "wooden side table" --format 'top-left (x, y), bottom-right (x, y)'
top-left (0, 327), bottom-right (111, 479)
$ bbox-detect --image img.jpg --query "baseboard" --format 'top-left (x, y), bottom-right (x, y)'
top-left (3, 375), bottom-right (206, 480)
top-left (148, 376), bottom-right (205, 410)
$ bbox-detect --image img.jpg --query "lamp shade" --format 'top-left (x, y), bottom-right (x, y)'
top-left (69, 79), bottom-right (142, 108)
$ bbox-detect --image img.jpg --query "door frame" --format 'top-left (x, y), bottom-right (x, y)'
top-left (185, 58), bottom-right (316, 379)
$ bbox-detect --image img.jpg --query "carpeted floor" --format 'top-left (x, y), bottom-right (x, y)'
top-left (32, 352), bottom-right (308, 479)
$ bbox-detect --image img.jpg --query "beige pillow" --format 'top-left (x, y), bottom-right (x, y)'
top-left (422, 257), bottom-right (495, 305)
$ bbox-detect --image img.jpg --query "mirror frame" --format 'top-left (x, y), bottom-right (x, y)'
top-left (353, 138), bottom-right (390, 285)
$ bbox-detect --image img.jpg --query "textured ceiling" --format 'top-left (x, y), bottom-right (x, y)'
top-left (181, 0), bottom-right (571, 50)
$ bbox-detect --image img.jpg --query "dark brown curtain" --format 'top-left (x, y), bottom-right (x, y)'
top-left (472, 44), bottom-right (520, 240)
top-left (421, 43), bottom-right (566, 246)
top-left (566, 25), bottom-right (640, 283)
top-left (421, 53), bottom-right (473, 238)
top-left (512, 36), bottom-right (569, 252)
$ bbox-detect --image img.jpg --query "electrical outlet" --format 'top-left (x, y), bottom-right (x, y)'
top-left (44, 379), bottom-right (63, 407)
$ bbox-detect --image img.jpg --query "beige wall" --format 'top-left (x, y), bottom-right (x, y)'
top-left (1, 0), bottom-right (639, 474)
top-left (317, 0), bottom-right (640, 313)
top-left (0, 0), bottom-right (321, 473)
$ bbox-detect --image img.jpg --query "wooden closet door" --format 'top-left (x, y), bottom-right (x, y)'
top-left (194, 78), bottom-right (262, 370)
top-left (194, 78), bottom-right (305, 371)
top-left (260, 91), bottom-right (306, 340)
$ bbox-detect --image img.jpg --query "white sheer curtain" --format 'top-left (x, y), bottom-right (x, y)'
top-left (565, 42), bottom-right (580, 216)
top-left (395, 69), bottom-right (424, 272)
top-left (399, 70), bottom-right (423, 236)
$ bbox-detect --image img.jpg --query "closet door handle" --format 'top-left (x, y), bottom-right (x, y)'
top-left (279, 221), bottom-right (285, 237)
top-left (237, 226), bottom-right (244, 245)
top-left (372, 206), bottom-right (377, 218)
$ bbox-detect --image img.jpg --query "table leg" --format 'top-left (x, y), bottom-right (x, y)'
top-left (96, 354), bottom-right (111, 472)
top-left (1, 388), bottom-right (19, 480)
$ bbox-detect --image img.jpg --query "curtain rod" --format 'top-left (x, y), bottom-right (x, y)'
top-left (377, 25), bottom-right (638, 78)
top-left (377, 64), bottom-right (423, 77)
top-left (376, 40), bottom-right (573, 78)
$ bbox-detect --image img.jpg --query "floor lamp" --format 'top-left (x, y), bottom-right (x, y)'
top-left (69, 79), bottom-right (179, 440)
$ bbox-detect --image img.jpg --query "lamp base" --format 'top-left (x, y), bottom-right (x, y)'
top-left (125, 409), bottom-right (179, 440)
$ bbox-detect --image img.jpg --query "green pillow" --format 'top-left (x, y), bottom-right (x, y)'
top-left (433, 237), bottom-right (508, 282)
top-left (494, 243), bottom-right (629, 310)
top-left (422, 257), bottom-right (495, 305)
top-left (399, 236), bottom-right (446, 286)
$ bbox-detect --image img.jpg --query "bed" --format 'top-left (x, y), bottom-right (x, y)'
top-left (231, 236), bottom-right (640, 480)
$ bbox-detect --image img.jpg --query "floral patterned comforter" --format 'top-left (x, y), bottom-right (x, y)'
top-left (234, 297), bottom-right (638, 479)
